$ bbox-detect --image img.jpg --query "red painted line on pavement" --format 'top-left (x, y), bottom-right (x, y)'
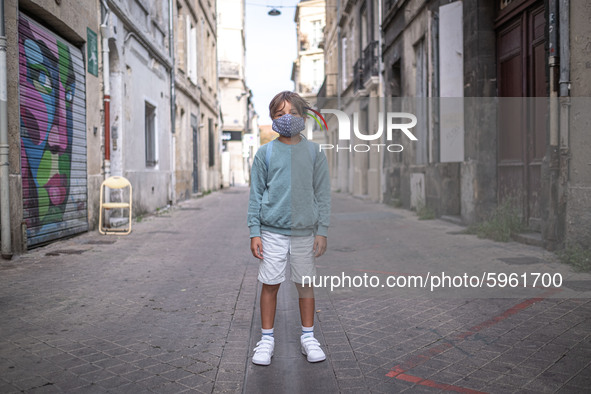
top-left (394, 372), bottom-right (487, 394)
top-left (386, 288), bottom-right (561, 391)
top-left (396, 373), bottom-right (486, 394)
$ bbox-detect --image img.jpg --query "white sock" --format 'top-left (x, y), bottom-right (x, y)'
top-left (262, 328), bottom-right (274, 337)
top-left (302, 325), bottom-right (314, 336)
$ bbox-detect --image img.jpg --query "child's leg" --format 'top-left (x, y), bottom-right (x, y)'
top-left (295, 282), bottom-right (315, 327)
top-left (295, 282), bottom-right (325, 362)
top-left (258, 231), bottom-right (289, 330)
top-left (260, 283), bottom-right (281, 329)
top-left (290, 236), bottom-right (325, 362)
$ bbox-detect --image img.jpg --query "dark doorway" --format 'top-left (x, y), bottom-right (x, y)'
top-left (496, 1), bottom-right (547, 230)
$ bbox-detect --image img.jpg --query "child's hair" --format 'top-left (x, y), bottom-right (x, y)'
top-left (269, 91), bottom-right (310, 119)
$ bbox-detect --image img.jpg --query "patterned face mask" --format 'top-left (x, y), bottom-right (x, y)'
top-left (272, 113), bottom-right (306, 137)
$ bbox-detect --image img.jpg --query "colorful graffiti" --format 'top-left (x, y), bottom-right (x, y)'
top-left (19, 15), bottom-right (87, 245)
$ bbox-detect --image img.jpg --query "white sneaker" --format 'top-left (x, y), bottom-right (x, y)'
top-left (252, 336), bottom-right (274, 365)
top-left (300, 334), bottom-right (326, 363)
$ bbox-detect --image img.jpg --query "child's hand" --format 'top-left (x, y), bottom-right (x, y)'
top-left (313, 235), bottom-right (327, 257)
top-left (250, 237), bottom-right (264, 260)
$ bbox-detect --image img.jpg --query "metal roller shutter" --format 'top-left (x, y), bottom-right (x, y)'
top-left (18, 13), bottom-right (88, 247)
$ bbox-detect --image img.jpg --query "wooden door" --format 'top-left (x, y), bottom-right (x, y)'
top-left (497, 2), bottom-right (547, 230)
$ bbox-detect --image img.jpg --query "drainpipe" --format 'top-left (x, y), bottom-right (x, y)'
top-left (336, 0), bottom-right (341, 111)
top-left (0, 0), bottom-right (12, 258)
top-left (558, 0), bottom-right (570, 101)
top-left (545, 0), bottom-right (559, 248)
top-left (168, 0), bottom-right (175, 136)
top-left (557, 0), bottom-right (570, 245)
top-left (101, 0), bottom-right (111, 179)
top-left (558, 0), bottom-right (570, 148)
top-left (558, 0), bottom-right (570, 149)
top-left (377, 0), bottom-right (385, 202)
top-left (548, 0), bottom-right (559, 146)
top-left (168, 0), bottom-right (176, 204)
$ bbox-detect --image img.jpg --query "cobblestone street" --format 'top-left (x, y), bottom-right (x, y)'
top-left (1, 187), bottom-right (590, 393)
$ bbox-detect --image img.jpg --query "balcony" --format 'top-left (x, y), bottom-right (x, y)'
top-left (353, 40), bottom-right (379, 93)
top-left (362, 41), bottom-right (379, 84)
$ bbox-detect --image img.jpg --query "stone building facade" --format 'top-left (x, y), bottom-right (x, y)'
top-left (173, 0), bottom-right (221, 201)
top-left (321, 0), bottom-right (591, 251)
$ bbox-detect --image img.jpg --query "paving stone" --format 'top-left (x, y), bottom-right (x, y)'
top-left (212, 381), bottom-right (242, 393)
top-left (482, 382), bottom-right (520, 393)
top-left (12, 375), bottom-right (53, 391)
top-left (95, 375), bottom-right (131, 390)
top-left (68, 362), bottom-right (102, 376)
top-left (177, 373), bottom-right (214, 389)
top-left (151, 380), bottom-right (190, 393)
top-left (91, 357), bottom-right (126, 370)
top-left (159, 367), bottom-right (195, 382)
top-left (106, 362), bottom-right (139, 375)
top-left (455, 376), bottom-right (489, 390)
top-left (68, 383), bottom-right (108, 393)
top-left (493, 373), bottom-right (533, 388)
top-left (78, 368), bottom-right (117, 384)
top-left (132, 357), bottom-right (161, 369)
top-left (136, 375), bottom-right (170, 389)
top-left (121, 368), bottom-right (154, 383)
top-left (524, 372), bottom-right (572, 393)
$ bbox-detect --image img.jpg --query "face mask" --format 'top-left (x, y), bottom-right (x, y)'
top-left (272, 113), bottom-right (305, 137)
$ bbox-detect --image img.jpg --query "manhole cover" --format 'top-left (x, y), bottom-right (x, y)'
top-left (45, 249), bottom-right (87, 256)
top-left (498, 257), bottom-right (545, 265)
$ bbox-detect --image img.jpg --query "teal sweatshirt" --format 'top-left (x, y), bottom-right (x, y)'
top-left (247, 137), bottom-right (331, 238)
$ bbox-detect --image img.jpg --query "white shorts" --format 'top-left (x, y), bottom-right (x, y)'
top-left (258, 230), bottom-right (316, 285)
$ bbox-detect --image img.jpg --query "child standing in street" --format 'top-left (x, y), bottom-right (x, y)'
top-left (247, 91), bottom-right (331, 366)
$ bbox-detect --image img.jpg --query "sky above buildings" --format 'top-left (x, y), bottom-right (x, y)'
top-left (245, 0), bottom-right (300, 125)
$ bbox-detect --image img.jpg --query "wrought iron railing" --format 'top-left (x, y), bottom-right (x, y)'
top-left (353, 41), bottom-right (379, 92)
top-left (362, 40), bottom-right (379, 84)
top-left (353, 59), bottom-right (364, 92)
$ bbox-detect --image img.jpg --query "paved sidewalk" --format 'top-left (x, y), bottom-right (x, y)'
top-left (1, 187), bottom-right (590, 393)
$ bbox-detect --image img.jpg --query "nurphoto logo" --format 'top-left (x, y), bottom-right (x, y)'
top-left (307, 109), bottom-right (418, 153)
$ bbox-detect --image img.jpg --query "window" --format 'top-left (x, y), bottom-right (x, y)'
top-left (391, 60), bottom-right (401, 96)
top-left (311, 20), bottom-right (322, 48)
top-left (312, 58), bottom-right (322, 90)
top-left (145, 102), bottom-right (157, 167)
top-left (360, 5), bottom-right (368, 51)
top-left (186, 16), bottom-right (197, 84)
top-left (208, 118), bottom-right (215, 167)
top-left (177, 12), bottom-right (186, 71)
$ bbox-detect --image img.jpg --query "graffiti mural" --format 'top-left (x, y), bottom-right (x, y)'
top-left (19, 14), bottom-right (88, 246)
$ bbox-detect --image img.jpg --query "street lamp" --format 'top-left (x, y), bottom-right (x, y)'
top-left (268, 8), bottom-right (281, 16)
